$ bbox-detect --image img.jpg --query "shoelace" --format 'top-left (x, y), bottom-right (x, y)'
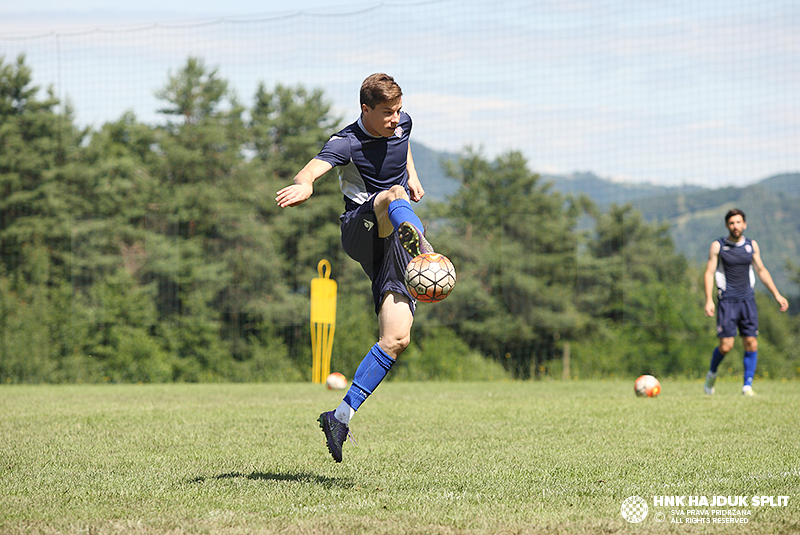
top-left (346, 428), bottom-right (358, 446)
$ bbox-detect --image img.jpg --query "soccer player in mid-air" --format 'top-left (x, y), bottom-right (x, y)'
top-left (703, 209), bottom-right (789, 396)
top-left (276, 73), bottom-right (433, 462)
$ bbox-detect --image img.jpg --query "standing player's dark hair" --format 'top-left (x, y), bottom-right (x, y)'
top-left (360, 73), bottom-right (402, 109)
top-left (725, 208), bottom-right (746, 223)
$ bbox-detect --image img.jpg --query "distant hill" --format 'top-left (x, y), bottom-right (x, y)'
top-left (411, 141), bottom-right (799, 296)
top-left (409, 141), bottom-right (459, 207)
top-left (759, 173), bottom-right (800, 198)
top-left (629, 175), bottom-right (800, 296)
top-left (543, 172), bottom-right (706, 207)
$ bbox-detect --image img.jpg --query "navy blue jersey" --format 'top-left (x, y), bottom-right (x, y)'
top-left (715, 236), bottom-right (755, 300)
top-left (314, 112), bottom-right (412, 211)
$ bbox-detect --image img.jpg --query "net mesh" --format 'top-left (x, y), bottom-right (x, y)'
top-left (0, 0), bottom-right (798, 185)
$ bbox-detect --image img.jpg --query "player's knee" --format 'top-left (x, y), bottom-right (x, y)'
top-left (380, 334), bottom-right (410, 359)
top-left (373, 185), bottom-right (409, 221)
top-left (744, 337), bottom-right (758, 352)
top-left (719, 339), bottom-right (734, 354)
top-left (388, 184), bottom-right (409, 201)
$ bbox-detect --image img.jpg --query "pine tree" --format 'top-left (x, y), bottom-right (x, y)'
top-left (0, 54), bottom-right (83, 280)
top-left (431, 149), bottom-right (587, 378)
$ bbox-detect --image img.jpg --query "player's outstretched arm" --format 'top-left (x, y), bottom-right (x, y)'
top-left (276, 159), bottom-right (333, 208)
top-left (751, 240), bottom-right (789, 312)
top-left (703, 241), bottom-right (720, 317)
top-left (406, 146), bottom-right (425, 203)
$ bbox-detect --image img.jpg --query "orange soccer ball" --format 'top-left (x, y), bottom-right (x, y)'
top-left (634, 375), bottom-right (661, 397)
top-left (404, 253), bottom-right (457, 303)
top-left (325, 372), bottom-right (348, 390)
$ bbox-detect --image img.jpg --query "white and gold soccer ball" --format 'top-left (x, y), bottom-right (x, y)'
top-left (325, 372), bottom-right (348, 390)
top-left (404, 253), bottom-right (457, 303)
top-left (634, 375), bottom-right (661, 397)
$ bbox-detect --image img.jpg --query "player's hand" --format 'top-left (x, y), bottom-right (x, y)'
top-left (704, 300), bottom-right (715, 317)
top-left (408, 177), bottom-right (425, 202)
top-left (776, 294), bottom-right (789, 312)
top-left (276, 183), bottom-right (313, 207)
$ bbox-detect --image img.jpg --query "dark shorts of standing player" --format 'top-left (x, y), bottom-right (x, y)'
top-left (716, 297), bottom-right (758, 339)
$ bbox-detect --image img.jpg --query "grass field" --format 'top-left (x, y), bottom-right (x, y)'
top-left (1, 379), bottom-right (799, 534)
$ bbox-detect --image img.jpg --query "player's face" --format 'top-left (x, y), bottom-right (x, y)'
top-left (361, 98), bottom-right (402, 137)
top-left (726, 215), bottom-right (746, 239)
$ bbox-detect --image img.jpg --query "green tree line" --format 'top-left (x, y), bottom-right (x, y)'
top-left (1, 55), bottom-right (798, 383)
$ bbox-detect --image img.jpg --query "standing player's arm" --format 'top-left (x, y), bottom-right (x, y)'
top-left (275, 158), bottom-right (333, 208)
top-left (704, 241), bottom-right (720, 317)
top-left (751, 240), bottom-right (789, 312)
top-left (406, 145), bottom-right (425, 203)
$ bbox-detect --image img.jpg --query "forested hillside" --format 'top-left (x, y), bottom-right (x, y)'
top-left (2, 55), bottom-right (798, 384)
top-left (417, 160), bottom-right (800, 295)
top-left (631, 176), bottom-right (800, 295)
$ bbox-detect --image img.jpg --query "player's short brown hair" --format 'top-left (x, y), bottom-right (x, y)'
top-left (360, 73), bottom-right (402, 109)
top-left (725, 208), bottom-right (746, 223)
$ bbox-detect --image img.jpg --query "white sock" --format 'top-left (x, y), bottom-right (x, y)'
top-left (334, 401), bottom-right (355, 425)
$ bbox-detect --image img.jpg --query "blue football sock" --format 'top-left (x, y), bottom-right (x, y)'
top-left (709, 347), bottom-right (725, 374)
top-left (343, 343), bottom-right (395, 411)
top-left (743, 351), bottom-right (758, 386)
top-left (388, 198), bottom-right (424, 233)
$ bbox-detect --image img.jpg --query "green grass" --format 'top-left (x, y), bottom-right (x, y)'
top-left (1, 379), bottom-right (799, 534)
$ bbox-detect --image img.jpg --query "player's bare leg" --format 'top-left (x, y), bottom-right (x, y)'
top-left (373, 185), bottom-right (411, 238)
top-left (320, 293), bottom-right (412, 462)
top-left (373, 185), bottom-right (433, 255)
top-left (377, 291), bottom-right (413, 359)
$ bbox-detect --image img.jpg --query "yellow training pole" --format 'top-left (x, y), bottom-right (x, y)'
top-left (310, 259), bottom-right (337, 383)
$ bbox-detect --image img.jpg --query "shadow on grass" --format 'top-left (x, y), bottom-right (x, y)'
top-left (189, 471), bottom-right (354, 489)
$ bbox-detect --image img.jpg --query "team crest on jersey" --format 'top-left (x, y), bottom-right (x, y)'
top-left (745, 244), bottom-right (752, 253)
top-left (363, 219), bottom-right (374, 231)
top-left (394, 125), bottom-right (404, 138)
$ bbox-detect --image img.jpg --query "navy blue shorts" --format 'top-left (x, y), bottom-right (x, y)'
top-left (339, 196), bottom-right (416, 315)
top-left (717, 297), bottom-right (759, 338)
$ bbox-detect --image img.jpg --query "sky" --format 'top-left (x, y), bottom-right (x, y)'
top-left (0, 0), bottom-right (347, 25)
top-left (1, 0), bottom-right (798, 188)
